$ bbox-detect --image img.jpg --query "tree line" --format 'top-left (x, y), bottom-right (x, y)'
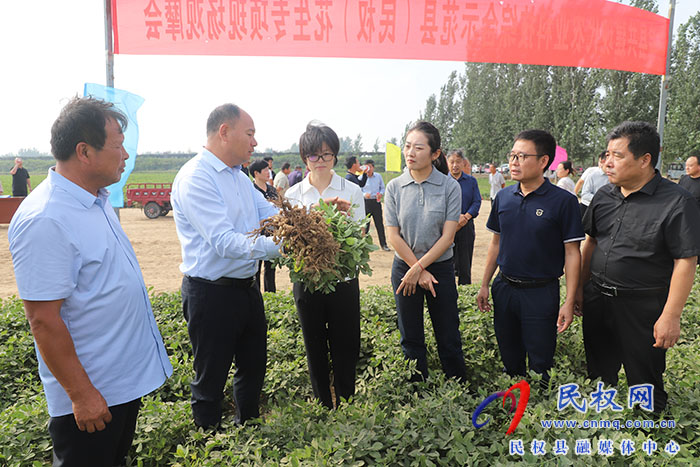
top-left (417, 1), bottom-right (700, 169)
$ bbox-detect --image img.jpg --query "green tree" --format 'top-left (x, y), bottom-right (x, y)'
top-left (665, 13), bottom-right (700, 162)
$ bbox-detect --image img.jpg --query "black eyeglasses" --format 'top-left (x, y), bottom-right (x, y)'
top-left (307, 152), bottom-right (335, 162)
top-left (507, 152), bottom-right (543, 162)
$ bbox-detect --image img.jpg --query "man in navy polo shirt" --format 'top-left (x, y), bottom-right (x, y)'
top-left (477, 130), bottom-right (583, 379)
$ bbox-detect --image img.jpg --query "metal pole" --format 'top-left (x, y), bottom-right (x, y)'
top-left (656, 0), bottom-right (676, 171)
top-left (104, 0), bottom-right (114, 88)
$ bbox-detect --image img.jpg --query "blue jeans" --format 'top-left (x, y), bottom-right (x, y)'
top-left (391, 258), bottom-right (467, 381)
top-left (492, 274), bottom-right (559, 376)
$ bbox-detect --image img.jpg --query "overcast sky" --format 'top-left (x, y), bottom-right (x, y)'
top-left (0, 0), bottom-right (697, 156)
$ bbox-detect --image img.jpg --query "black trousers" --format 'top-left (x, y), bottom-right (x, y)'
top-left (391, 258), bottom-right (467, 381)
top-left (453, 220), bottom-right (475, 285)
top-left (182, 276), bottom-right (267, 427)
top-left (48, 398), bottom-right (141, 467)
top-left (582, 281), bottom-right (668, 412)
top-left (293, 279), bottom-right (361, 409)
top-left (363, 198), bottom-right (387, 247)
top-left (255, 260), bottom-right (276, 293)
top-left (492, 275), bottom-right (559, 377)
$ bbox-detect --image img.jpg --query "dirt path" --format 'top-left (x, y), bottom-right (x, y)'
top-left (0, 203), bottom-right (494, 298)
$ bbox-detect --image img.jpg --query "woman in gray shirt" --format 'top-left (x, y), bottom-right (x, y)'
top-left (384, 121), bottom-right (467, 382)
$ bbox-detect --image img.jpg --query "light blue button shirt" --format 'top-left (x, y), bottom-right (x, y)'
top-left (171, 149), bottom-right (281, 280)
top-left (361, 172), bottom-right (385, 199)
top-left (8, 169), bottom-right (173, 417)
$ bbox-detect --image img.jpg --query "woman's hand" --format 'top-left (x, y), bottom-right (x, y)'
top-left (321, 196), bottom-right (352, 213)
top-left (418, 270), bottom-right (438, 297)
top-left (396, 262), bottom-right (422, 296)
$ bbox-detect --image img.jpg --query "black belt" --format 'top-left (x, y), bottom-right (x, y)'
top-left (500, 273), bottom-right (557, 289)
top-left (186, 275), bottom-right (257, 288)
top-left (591, 279), bottom-right (667, 298)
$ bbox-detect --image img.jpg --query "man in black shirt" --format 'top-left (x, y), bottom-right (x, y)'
top-left (10, 158), bottom-right (31, 196)
top-left (679, 152), bottom-right (700, 207)
top-left (576, 121), bottom-right (700, 413)
top-left (344, 156), bottom-right (367, 187)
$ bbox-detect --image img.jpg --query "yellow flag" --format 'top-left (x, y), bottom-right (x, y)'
top-left (385, 143), bottom-right (402, 172)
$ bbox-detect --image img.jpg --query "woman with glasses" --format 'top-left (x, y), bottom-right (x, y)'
top-left (284, 121), bottom-right (365, 409)
top-left (384, 121), bottom-right (467, 383)
top-left (555, 161), bottom-right (576, 195)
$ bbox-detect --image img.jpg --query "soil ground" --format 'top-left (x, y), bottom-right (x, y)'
top-left (0, 202), bottom-right (494, 299)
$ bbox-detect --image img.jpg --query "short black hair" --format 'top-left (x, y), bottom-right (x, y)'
top-left (281, 162), bottom-right (291, 170)
top-left (514, 129), bottom-right (556, 173)
top-left (249, 159), bottom-right (269, 176)
top-left (447, 149), bottom-right (465, 159)
top-left (365, 159), bottom-right (375, 166)
top-left (559, 160), bottom-right (573, 175)
top-left (598, 150), bottom-right (607, 161)
top-left (345, 156), bottom-right (358, 170)
top-left (206, 103), bottom-right (241, 136)
top-left (50, 96), bottom-right (128, 162)
top-left (263, 156), bottom-right (274, 162)
top-left (299, 121), bottom-right (339, 167)
top-left (607, 121), bottom-right (660, 167)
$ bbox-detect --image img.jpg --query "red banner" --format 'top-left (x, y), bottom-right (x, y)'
top-left (113, 0), bottom-right (669, 75)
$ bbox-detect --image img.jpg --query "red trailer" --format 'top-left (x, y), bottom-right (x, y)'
top-left (125, 183), bottom-right (172, 219)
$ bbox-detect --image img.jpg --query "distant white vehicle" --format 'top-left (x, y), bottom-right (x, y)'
top-left (499, 164), bottom-right (510, 175)
top-left (667, 162), bottom-right (684, 180)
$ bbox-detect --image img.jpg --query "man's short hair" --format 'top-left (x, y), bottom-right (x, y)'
top-left (447, 149), bottom-right (465, 160)
top-left (514, 129), bottom-right (556, 173)
top-left (263, 156), bottom-right (274, 162)
top-left (50, 96), bottom-right (128, 162)
top-left (345, 156), bottom-right (358, 170)
top-left (365, 159), bottom-right (375, 166)
top-left (249, 159), bottom-right (268, 176)
top-left (607, 121), bottom-right (660, 167)
top-left (206, 104), bottom-right (241, 136)
top-left (299, 121), bottom-right (340, 167)
top-left (687, 151), bottom-right (700, 165)
top-left (281, 162), bottom-right (291, 170)
top-left (295, 165), bottom-right (302, 169)
top-left (598, 150), bottom-right (607, 161)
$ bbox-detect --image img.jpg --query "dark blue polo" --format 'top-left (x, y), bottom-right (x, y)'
top-left (486, 178), bottom-right (584, 279)
top-left (455, 173), bottom-right (482, 218)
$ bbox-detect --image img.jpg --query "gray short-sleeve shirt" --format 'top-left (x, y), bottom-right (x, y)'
top-left (385, 167), bottom-right (461, 262)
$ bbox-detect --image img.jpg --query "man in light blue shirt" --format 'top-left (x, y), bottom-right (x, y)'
top-left (8, 97), bottom-right (173, 466)
top-left (361, 160), bottom-right (390, 250)
top-left (171, 103), bottom-right (281, 428)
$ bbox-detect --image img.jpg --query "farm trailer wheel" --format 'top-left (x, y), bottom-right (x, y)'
top-left (144, 202), bottom-right (162, 219)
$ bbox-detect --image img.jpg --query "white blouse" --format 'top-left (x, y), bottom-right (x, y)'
top-left (284, 172), bottom-right (366, 222)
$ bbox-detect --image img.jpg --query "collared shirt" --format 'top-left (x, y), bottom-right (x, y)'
top-left (8, 169), bottom-right (172, 417)
top-left (254, 182), bottom-right (278, 201)
top-left (580, 167), bottom-right (610, 206)
top-left (487, 178), bottom-right (584, 279)
top-left (171, 149), bottom-right (281, 280)
top-left (285, 172), bottom-right (366, 223)
top-left (489, 172), bottom-right (506, 199)
top-left (385, 167), bottom-right (461, 262)
top-left (273, 171), bottom-right (290, 191)
top-left (453, 172), bottom-right (481, 218)
top-left (679, 174), bottom-right (700, 207)
top-left (584, 171), bottom-right (700, 289)
top-left (361, 172), bottom-right (386, 199)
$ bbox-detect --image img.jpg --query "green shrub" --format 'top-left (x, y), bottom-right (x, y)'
top-left (2, 280), bottom-right (699, 465)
